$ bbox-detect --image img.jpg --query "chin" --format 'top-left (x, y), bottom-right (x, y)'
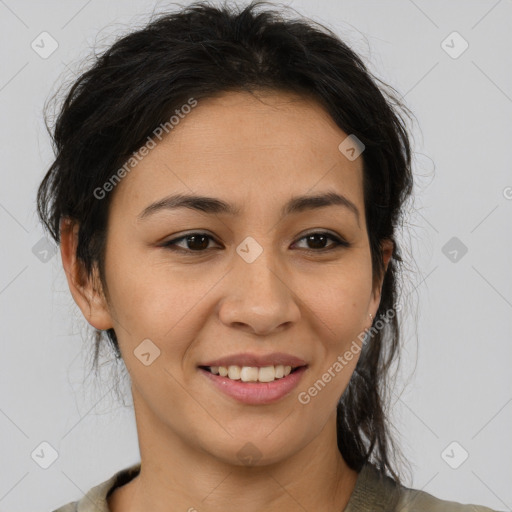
top-left (203, 431), bottom-right (304, 468)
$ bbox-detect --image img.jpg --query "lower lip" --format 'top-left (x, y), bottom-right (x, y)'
top-left (199, 366), bottom-right (307, 405)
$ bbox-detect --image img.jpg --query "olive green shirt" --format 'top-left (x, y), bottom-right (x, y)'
top-left (52, 462), bottom-right (500, 511)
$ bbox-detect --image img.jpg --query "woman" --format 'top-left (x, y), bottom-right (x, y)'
top-left (37, 1), bottom-right (499, 511)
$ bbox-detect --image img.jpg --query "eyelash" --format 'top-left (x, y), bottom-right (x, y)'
top-left (160, 231), bottom-right (351, 254)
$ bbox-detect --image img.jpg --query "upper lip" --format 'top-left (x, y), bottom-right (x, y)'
top-left (199, 352), bottom-right (307, 368)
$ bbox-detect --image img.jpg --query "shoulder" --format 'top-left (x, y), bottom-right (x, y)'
top-left (397, 485), bottom-right (499, 511)
top-left (345, 463), bottom-right (501, 512)
top-left (51, 463), bottom-right (141, 512)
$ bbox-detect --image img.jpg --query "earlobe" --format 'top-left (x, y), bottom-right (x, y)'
top-left (59, 218), bottom-right (113, 331)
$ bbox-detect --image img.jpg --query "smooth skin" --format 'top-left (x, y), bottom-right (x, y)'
top-left (61, 90), bottom-right (393, 512)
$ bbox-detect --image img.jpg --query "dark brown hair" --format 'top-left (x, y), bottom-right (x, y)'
top-left (37, 0), bottom-right (416, 486)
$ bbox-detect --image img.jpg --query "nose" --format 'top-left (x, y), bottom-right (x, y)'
top-left (217, 245), bottom-right (301, 336)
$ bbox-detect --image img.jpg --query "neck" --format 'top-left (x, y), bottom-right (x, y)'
top-left (108, 392), bottom-right (359, 512)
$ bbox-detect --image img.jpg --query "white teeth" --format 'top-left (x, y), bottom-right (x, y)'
top-left (257, 366), bottom-right (276, 383)
top-left (240, 366), bottom-right (259, 382)
top-left (206, 364), bottom-right (297, 382)
top-left (228, 365), bottom-right (241, 380)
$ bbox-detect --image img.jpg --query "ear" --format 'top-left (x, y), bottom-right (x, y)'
top-left (368, 238), bottom-right (394, 323)
top-left (60, 217), bottom-right (113, 330)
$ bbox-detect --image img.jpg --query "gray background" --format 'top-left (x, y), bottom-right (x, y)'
top-left (0, 0), bottom-right (511, 510)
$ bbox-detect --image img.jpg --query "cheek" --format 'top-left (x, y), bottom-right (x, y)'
top-left (103, 246), bottom-right (220, 357)
top-left (104, 232), bottom-right (372, 354)
top-left (295, 261), bottom-right (371, 404)
top-left (302, 261), bottom-right (373, 341)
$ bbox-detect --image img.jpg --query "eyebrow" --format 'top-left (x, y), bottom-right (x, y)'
top-left (137, 191), bottom-right (360, 226)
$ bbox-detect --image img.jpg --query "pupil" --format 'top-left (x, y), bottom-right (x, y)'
top-left (188, 235), bottom-right (209, 250)
top-left (308, 234), bottom-right (326, 249)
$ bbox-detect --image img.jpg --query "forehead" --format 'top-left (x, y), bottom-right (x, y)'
top-left (108, 90), bottom-right (365, 220)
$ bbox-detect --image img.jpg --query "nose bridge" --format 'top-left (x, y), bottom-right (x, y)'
top-left (219, 234), bottom-right (300, 333)
top-left (238, 238), bottom-right (284, 296)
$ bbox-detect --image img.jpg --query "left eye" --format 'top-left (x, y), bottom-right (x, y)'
top-left (293, 232), bottom-right (350, 251)
top-left (161, 231), bottom-right (350, 253)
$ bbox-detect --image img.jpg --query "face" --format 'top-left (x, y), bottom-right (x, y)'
top-left (64, 90), bottom-right (392, 466)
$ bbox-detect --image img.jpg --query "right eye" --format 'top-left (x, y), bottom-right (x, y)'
top-left (161, 232), bottom-right (220, 253)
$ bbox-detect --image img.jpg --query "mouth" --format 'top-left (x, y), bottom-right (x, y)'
top-left (198, 364), bottom-right (306, 383)
top-left (198, 363), bottom-right (308, 405)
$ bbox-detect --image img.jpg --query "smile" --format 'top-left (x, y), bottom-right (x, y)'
top-left (199, 364), bottom-right (308, 405)
top-left (201, 364), bottom-right (299, 382)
